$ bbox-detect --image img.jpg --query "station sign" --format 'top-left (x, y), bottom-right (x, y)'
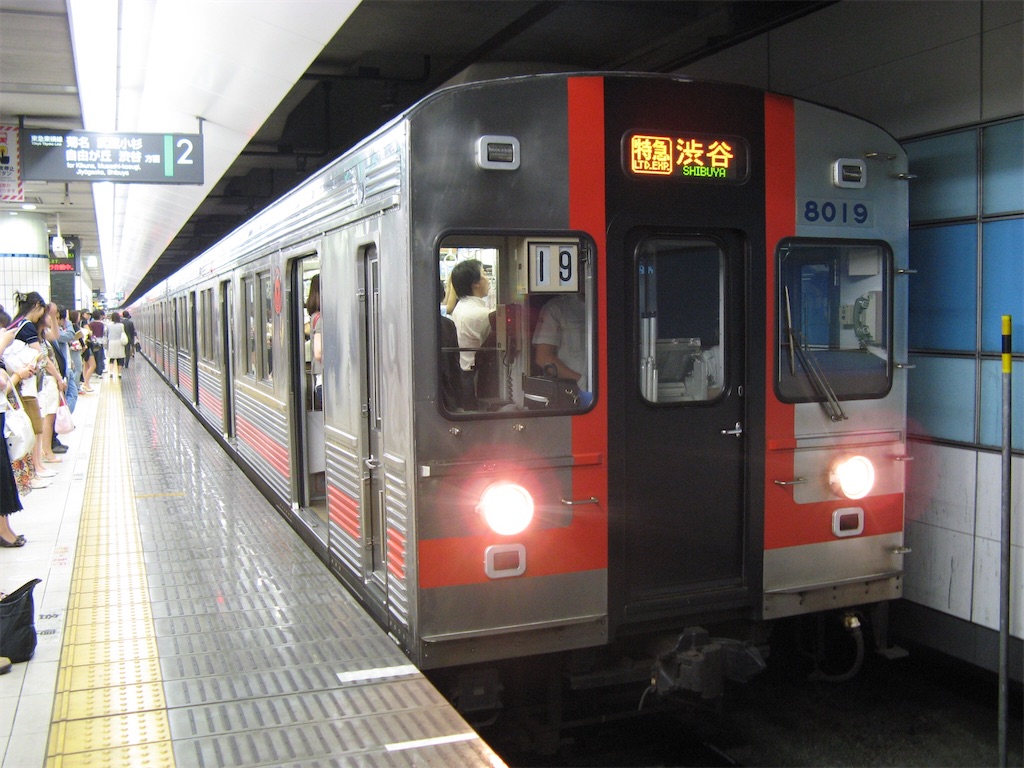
top-left (623, 131), bottom-right (749, 184)
top-left (21, 130), bottom-right (204, 184)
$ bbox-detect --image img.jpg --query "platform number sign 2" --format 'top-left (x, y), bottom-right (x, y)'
top-left (529, 243), bottom-right (579, 293)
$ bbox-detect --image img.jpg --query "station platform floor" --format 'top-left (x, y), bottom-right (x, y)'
top-left (0, 361), bottom-right (505, 767)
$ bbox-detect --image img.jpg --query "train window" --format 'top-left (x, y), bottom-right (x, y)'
top-left (259, 272), bottom-right (274, 382)
top-left (242, 276), bottom-right (257, 378)
top-left (438, 234), bottom-right (594, 416)
top-left (636, 236), bottom-right (725, 404)
top-left (776, 239), bottom-right (892, 404)
top-left (198, 288), bottom-right (213, 361)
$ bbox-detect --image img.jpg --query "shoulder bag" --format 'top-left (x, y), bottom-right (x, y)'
top-left (0, 579), bottom-right (42, 662)
top-left (54, 392), bottom-right (74, 435)
top-left (4, 388), bottom-right (35, 461)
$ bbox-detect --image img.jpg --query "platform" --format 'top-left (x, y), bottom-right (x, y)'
top-left (0, 361), bottom-right (504, 767)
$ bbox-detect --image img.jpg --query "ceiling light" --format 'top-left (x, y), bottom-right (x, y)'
top-left (21, 204), bottom-right (36, 210)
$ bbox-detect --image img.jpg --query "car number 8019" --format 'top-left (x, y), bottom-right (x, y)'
top-left (800, 199), bottom-right (872, 227)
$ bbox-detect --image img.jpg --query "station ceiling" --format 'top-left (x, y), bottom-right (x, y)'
top-left (0, 0), bottom-right (831, 305)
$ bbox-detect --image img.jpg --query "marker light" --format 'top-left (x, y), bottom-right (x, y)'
top-left (478, 482), bottom-right (534, 536)
top-left (829, 455), bottom-right (875, 500)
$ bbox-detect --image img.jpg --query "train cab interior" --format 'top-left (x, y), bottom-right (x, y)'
top-left (776, 239), bottom-right (893, 405)
top-left (635, 235), bottom-right (727, 404)
top-left (437, 234), bottom-right (595, 416)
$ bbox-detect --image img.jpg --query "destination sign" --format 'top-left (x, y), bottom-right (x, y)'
top-left (21, 130), bottom-right (204, 184)
top-left (624, 131), bottom-right (749, 184)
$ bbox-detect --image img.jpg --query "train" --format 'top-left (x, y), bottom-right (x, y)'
top-left (132, 73), bottom-right (910, 724)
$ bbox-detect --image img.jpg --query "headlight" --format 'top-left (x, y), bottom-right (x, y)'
top-left (478, 482), bottom-right (534, 535)
top-left (829, 455), bottom-right (875, 500)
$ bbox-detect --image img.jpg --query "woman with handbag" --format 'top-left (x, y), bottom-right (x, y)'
top-left (4, 292), bottom-right (52, 490)
top-left (0, 308), bottom-right (33, 547)
top-left (106, 311), bottom-right (127, 379)
top-left (79, 313), bottom-right (96, 393)
top-left (36, 311), bottom-right (67, 466)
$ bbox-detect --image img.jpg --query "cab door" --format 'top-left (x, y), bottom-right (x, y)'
top-left (359, 245), bottom-right (388, 593)
top-left (623, 231), bottom-right (749, 616)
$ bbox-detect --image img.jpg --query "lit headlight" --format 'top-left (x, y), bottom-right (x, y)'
top-left (478, 482), bottom-right (534, 535)
top-left (829, 455), bottom-right (875, 500)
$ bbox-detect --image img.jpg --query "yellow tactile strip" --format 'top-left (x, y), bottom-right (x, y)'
top-left (46, 380), bottom-right (176, 767)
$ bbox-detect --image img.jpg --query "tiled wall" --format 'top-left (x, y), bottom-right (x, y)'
top-left (0, 214), bottom-right (96, 314)
top-left (903, 117), bottom-right (1023, 646)
top-left (0, 212), bottom-right (48, 317)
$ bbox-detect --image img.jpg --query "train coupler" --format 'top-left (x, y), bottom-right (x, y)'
top-left (650, 627), bottom-right (766, 700)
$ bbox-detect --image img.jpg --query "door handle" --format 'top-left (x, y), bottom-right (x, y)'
top-left (720, 422), bottom-right (743, 437)
top-left (364, 457), bottom-right (382, 470)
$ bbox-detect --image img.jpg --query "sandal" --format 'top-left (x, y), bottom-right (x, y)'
top-left (0, 534), bottom-right (26, 547)
top-left (44, 455), bottom-right (63, 463)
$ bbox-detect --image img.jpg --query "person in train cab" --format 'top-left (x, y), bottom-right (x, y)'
top-left (450, 259), bottom-right (493, 410)
top-left (121, 311), bottom-right (136, 369)
top-left (88, 309), bottom-right (106, 378)
top-left (533, 292), bottom-right (588, 392)
top-left (438, 282), bottom-right (461, 410)
top-left (307, 275), bottom-right (323, 411)
top-left (105, 312), bottom-right (128, 379)
top-left (0, 305), bottom-right (30, 546)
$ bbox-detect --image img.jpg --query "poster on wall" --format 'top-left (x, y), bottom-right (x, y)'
top-left (0, 126), bottom-right (24, 202)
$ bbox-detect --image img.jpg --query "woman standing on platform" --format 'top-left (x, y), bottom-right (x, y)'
top-left (80, 312), bottom-right (95, 393)
top-left (7, 292), bottom-right (51, 490)
top-left (106, 312), bottom-right (127, 378)
top-left (35, 309), bottom-right (66, 467)
top-left (0, 304), bottom-right (33, 545)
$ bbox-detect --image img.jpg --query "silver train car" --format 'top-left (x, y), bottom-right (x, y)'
top-left (134, 73), bottom-right (910, 712)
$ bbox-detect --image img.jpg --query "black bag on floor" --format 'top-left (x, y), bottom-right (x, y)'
top-left (0, 579), bottom-right (42, 662)
top-left (522, 372), bottom-right (579, 409)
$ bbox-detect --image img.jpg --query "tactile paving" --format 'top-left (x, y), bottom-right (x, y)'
top-left (44, 363), bottom-right (504, 767)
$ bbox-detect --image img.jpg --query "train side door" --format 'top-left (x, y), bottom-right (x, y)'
top-left (220, 279), bottom-right (235, 438)
top-left (292, 258), bottom-right (328, 538)
top-left (360, 245), bottom-right (388, 593)
top-left (623, 231), bottom-right (749, 615)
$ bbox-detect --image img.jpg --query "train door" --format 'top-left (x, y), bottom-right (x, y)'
top-left (623, 230), bottom-right (749, 616)
top-left (292, 257), bottom-right (328, 537)
top-left (171, 298), bottom-right (180, 386)
top-left (220, 279), bottom-right (235, 438)
top-left (359, 244), bottom-right (387, 593)
top-left (188, 292), bottom-right (199, 403)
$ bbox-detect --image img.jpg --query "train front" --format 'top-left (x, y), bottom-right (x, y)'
top-left (402, 74), bottom-right (908, 698)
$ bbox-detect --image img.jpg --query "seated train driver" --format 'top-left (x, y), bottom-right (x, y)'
top-left (450, 259), bottom-right (492, 408)
top-left (532, 293), bottom-right (588, 391)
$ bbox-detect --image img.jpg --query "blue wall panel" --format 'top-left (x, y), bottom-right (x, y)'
top-left (909, 224), bottom-right (978, 351)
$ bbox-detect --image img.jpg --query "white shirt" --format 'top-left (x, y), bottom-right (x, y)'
top-left (451, 296), bottom-right (492, 371)
top-left (532, 294), bottom-right (587, 390)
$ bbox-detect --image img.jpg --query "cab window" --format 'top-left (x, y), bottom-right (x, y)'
top-left (776, 238), bottom-right (892, 405)
top-left (636, 235), bottom-right (726, 404)
top-left (438, 234), bottom-right (594, 416)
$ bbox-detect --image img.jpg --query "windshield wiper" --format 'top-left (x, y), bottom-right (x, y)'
top-left (785, 287), bottom-right (847, 422)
